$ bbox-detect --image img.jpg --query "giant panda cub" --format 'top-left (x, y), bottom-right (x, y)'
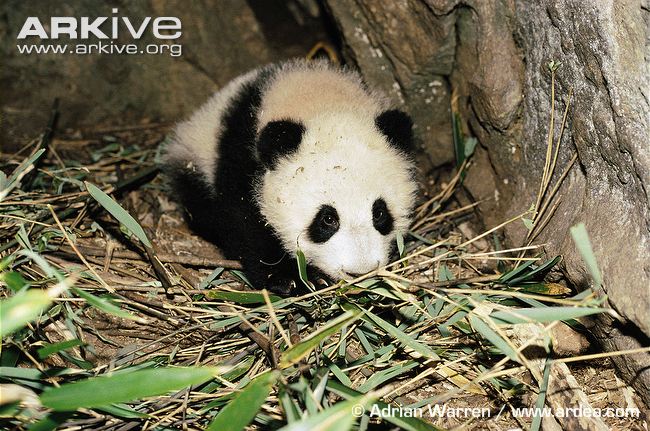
top-left (164, 59), bottom-right (418, 295)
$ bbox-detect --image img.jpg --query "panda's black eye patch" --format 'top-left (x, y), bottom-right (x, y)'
top-left (372, 198), bottom-right (393, 235)
top-left (308, 205), bottom-right (340, 243)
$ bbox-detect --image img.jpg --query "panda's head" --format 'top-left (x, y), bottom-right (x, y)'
top-left (256, 108), bottom-right (418, 281)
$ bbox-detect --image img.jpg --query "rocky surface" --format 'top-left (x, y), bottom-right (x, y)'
top-left (323, 0), bottom-right (457, 169)
top-left (1, 0), bottom-right (327, 150)
top-left (325, 0), bottom-right (650, 402)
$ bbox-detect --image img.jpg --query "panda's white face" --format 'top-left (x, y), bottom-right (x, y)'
top-left (300, 197), bottom-right (397, 279)
top-left (256, 113), bottom-right (417, 281)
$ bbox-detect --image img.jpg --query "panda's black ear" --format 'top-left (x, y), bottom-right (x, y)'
top-left (375, 109), bottom-right (414, 153)
top-left (257, 120), bottom-right (305, 169)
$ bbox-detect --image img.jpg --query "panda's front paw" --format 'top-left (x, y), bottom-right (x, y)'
top-left (266, 277), bottom-right (296, 296)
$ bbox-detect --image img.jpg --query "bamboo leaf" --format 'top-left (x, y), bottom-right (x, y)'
top-left (499, 259), bottom-right (537, 283)
top-left (519, 282), bottom-right (571, 296)
top-left (346, 304), bottom-right (439, 361)
top-left (206, 370), bottom-right (279, 431)
top-left (278, 394), bottom-right (375, 431)
top-left (72, 287), bottom-right (141, 321)
top-left (452, 112), bottom-right (464, 168)
top-left (326, 381), bottom-right (443, 431)
top-left (522, 218), bottom-right (534, 231)
top-left (531, 357), bottom-right (552, 431)
top-left (490, 306), bottom-right (608, 324)
top-left (506, 256), bottom-right (561, 286)
top-left (295, 249), bottom-right (312, 290)
top-left (358, 361), bottom-right (418, 393)
top-left (40, 366), bottom-right (223, 411)
top-left (280, 311), bottom-right (361, 368)
top-left (206, 290), bottom-right (281, 304)
top-left (469, 315), bottom-right (519, 362)
top-left (278, 387), bottom-right (302, 424)
top-left (435, 365), bottom-right (485, 395)
top-left (37, 339), bottom-right (85, 360)
top-left (463, 137), bottom-right (477, 158)
top-left (26, 412), bottom-right (73, 431)
top-left (1, 290), bottom-right (53, 338)
top-left (84, 181), bottom-right (152, 248)
top-left (396, 232), bottom-right (405, 257)
top-left (2, 271), bottom-right (30, 293)
top-left (570, 223), bottom-right (602, 288)
top-left (0, 149), bottom-right (45, 201)
top-left (96, 403), bottom-right (148, 419)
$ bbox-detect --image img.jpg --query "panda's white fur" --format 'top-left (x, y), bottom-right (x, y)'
top-left (256, 61), bottom-right (383, 129)
top-left (165, 59), bottom-right (418, 293)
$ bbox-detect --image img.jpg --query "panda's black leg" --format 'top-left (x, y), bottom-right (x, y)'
top-left (266, 277), bottom-right (297, 296)
top-left (307, 265), bottom-right (333, 289)
top-left (240, 255), bottom-right (297, 296)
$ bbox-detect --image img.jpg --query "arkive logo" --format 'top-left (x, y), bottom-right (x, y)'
top-left (17, 8), bottom-right (181, 40)
top-left (15, 8), bottom-right (182, 57)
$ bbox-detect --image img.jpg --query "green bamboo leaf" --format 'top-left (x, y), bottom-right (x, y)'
top-left (278, 394), bottom-right (375, 431)
top-left (84, 181), bottom-right (152, 248)
top-left (199, 267), bottom-right (225, 289)
top-left (329, 363), bottom-right (352, 387)
top-left (19, 249), bottom-right (63, 281)
top-left (354, 328), bottom-right (375, 356)
top-left (278, 387), bottom-right (301, 424)
top-left (326, 381), bottom-right (444, 431)
top-left (280, 311), bottom-right (361, 368)
top-left (0, 149), bottom-right (45, 201)
top-left (0, 255), bottom-right (15, 272)
top-left (199, 356), bottom-right (256, 398)
top-left (72, 287), bottom-right (141, 321)
top-left (295, 249), bottom-right (312, 290)
top-left (206, 370), bottom-right (279, 431)
top-left (437, 264), bottom-right (454, 282)
top-left (0, 402), bottom-right (19, 421)
top-left (407, 230), bottom-right (435, 245)
top-left (37, 339), bottom-right (85, 360)
top-left (506, 256), bottom-right (561, 286)
top-left (0, 366), bottom-right (83, 381)
top-left (452, 112), bottom-right (464, 168)
top-left (531, 357), bottom-right (552, 431)
top-left (2, 271), bottom-right (30, 292)
top-left (1, 290), bottom-right (52, 338)
top-left (463, 137), bottom-right (477, 158)
top-left (206, 290), bottom-right (281, 304)
top-left (468, 315), bottom-right (519, 362)
top-left (490, 306), bottom-right (608, 324)
top-left (96, 403), bottom-right (148, 419)
top-left (518, 282), bottom-right (571, 296)
top-left (396, 232), bottom-right (405, 257)
top-left (358, 361), bottom-right (418, 393)
top-left (346, 304), bottom-right (439, 361)
top-left (498, 259), bottom-right (536, 284)
top-left (570, 223), bottom-right (602, 288)
top-left (522, 218), bottom-right (534, 231)
top-left (364, 286), bottom-right (401, 300)
top-left (40, 366), bottom-right (223, 411)
top-left (27, 412), bottom-right (73, 431)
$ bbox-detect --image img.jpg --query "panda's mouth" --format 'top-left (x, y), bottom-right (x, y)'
top-left (339, 259), bottom-right (384, 281)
